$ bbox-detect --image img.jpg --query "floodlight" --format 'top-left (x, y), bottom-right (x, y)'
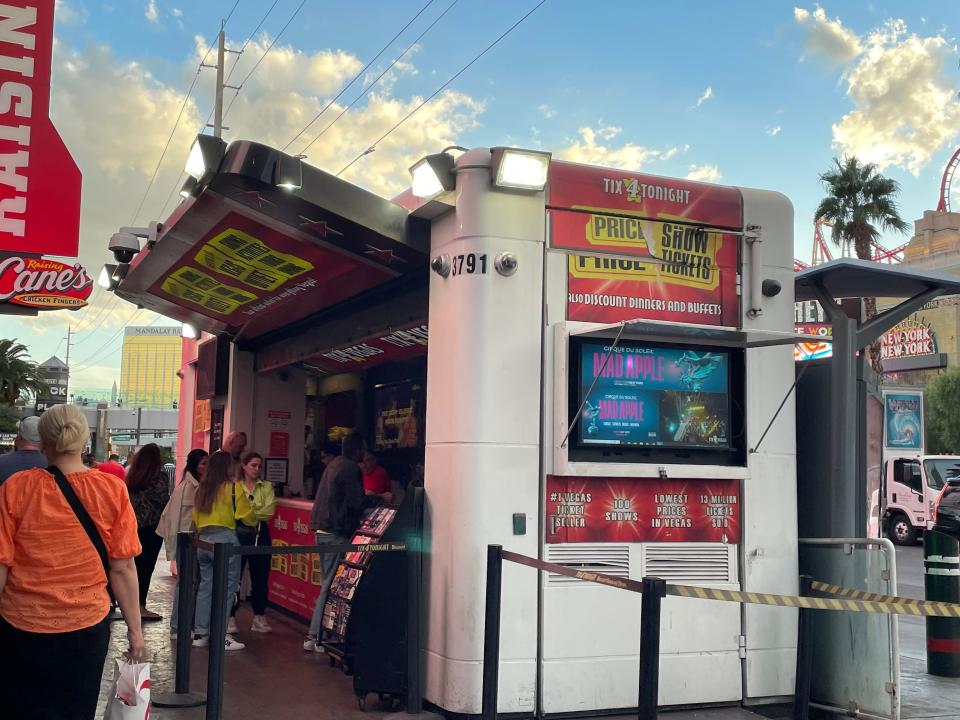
top-left (410, 152), bottom-right (456, 198)
top-left (275, 154), bottom-right (303, 191)
top-left (184, 133), bottom-right (226, 186)
top-left (182, 323), bottom-right (198, 339)
top-left (491, 147), bottom-right (551, 191)
top-left (180, 176), bottom-right (198, 198)
top-left (98, 264), bottom-right (116, 290)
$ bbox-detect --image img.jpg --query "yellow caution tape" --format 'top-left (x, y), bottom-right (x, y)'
top-left (667, 583), bottom-right (960, 617)
top-left (498, 549), bottom-right (960, 617)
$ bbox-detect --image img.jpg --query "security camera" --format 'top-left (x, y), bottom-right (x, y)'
top-left (109, 232), bottom-right (141, 264)
top-left (761, 279), bottom-right (782, 298)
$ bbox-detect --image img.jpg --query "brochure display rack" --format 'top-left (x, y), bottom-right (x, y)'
top-left (320, 488), bottom-right (424, 710)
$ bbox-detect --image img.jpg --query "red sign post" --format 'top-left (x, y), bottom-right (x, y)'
top-left (0, 1), bottom-right (81, 256)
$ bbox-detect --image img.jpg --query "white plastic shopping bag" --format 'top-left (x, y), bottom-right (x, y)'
top-left (103, 659), bottom-right (151, 720)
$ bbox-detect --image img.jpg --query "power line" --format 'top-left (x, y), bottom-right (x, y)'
top-left (222, 0), bottom-right (308, 121)
top-left (338, 0), bottom-right (547, 178)
top-left (71, 308), bottom-right (144, 371)
top-left (299, 0), bottom-right (457, 158)
top-left (158, 1), bottom-right (281, 219)
top-left (283, 0), bottom-right (437, 153)
top-left (83, 2), bottom-right (242, 337)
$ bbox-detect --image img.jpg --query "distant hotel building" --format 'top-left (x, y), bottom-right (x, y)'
top-left (119, 326), bottom-right (182, 408)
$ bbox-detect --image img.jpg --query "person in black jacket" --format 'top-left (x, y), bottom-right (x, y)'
top-left (303, 432), bottom-right (377, 652)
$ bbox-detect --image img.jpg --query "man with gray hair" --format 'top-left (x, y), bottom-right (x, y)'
top-left (0, 417), bottom-right (45, 485)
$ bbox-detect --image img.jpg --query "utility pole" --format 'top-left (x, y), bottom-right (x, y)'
top-left (64, 325), bottom-right (73, 402)
top-left (200, 25), bottom-right (240, 139)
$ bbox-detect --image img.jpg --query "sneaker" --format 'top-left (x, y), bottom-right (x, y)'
top-left (224, 635), bottom-right (245, 651)
top-left (227, 617), bottom-right (239, 635)
top-left (251, 615), bottom-right (272, 633)
top-left (302, 636), bottom-right (323, 653)
top-left (192, 634), bottom-right (209, 648)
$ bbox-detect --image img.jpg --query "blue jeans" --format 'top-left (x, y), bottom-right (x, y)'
top-left (308, 533), bottom-right (347, 638)
top-left (194, 526), bottom-right (241, 635)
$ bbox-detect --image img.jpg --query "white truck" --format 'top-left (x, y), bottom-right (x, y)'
top-left (880, 454), bottom-right (960, 544)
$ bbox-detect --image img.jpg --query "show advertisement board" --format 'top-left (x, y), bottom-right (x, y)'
top-left (545, 475), bottom-right (740, 543)
top-left (576, 340), bottom-right (730, 450)
top-left (548, 161), bottom-right (741, 327)
top-left (268, 501), bottom-right (319, 620)
top-left (0, 1), bottom-right (81, 257)
top-left (882, 389), bottom-right (923, 452)
top-left (373, 380), bottom-right (423, 450)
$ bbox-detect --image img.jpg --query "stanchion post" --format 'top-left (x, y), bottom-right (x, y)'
top-left (153, 533), bottom-right (206, 708)
top-left (638, 577), bottom-right (665, 720)
top-left (793, 575), bottom-right (814, 720)
top-left (175, 533), bottom-right (195, 693)
top-left (406, 533), bottom-right (423, 714)
top-left (205, 542), bottom-right (231, 720)
top-left (481, 545), bottom-right (503, 720)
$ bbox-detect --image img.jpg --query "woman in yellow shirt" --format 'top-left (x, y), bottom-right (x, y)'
top-left (192, 450), bottom-right (255, 651)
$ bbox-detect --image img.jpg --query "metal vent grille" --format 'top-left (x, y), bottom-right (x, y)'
top-left (545, 544), bottom-right (630, 585)
top-left (643, 544), bottom-right (734, 583)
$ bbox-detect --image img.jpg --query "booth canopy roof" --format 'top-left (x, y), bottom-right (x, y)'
top-left (116, 140), bottom-right (429, 340)
top-left (795, 258), bottom-right (960, 302)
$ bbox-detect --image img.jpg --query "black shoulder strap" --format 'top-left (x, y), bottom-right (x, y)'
top-left (49, 465), bottom-right (110, 581)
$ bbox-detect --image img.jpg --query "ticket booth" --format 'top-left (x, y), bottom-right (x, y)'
top-left (110, 139), bottom-right (801, 716)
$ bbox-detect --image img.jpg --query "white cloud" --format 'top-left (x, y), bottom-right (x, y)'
top-left (832, 19), bottom-right (960, 174)
top-left (556, 125), bottom-right (686, 170)
top-left (171, 7), bottom-right (182, 17)
top-left (766, 126), bottom-right (782, 136)
top-left (694, 86), bottom-right (713, 108)
top-left (145, 0), bottom-right (158, 23)
top-left (0, 31), bottom-right (491, 372)
top-left (55, 0), bottom-right (83, 24)
top-left (794, 7), bottom-right (863, 64)
top-left (538, 103), bottom-right (555, 119)
top-left (685, 164), bottom-right (722, 182)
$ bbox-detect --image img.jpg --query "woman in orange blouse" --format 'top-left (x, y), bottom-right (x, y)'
top-left (0, 404), bottom-right (144, 720)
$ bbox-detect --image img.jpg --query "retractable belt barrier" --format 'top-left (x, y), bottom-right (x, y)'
top-left (501, 549), bottom-right (960, 617)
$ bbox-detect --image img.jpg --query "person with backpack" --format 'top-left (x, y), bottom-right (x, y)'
top-left (0, 403), bottom-right (143, 719)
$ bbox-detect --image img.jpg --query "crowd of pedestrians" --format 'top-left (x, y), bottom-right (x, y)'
top-left (0, 403), bottom-right (398, 718)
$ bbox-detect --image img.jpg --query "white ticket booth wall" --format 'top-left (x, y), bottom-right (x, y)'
top-left (422, 151), bottom-right (798, 716)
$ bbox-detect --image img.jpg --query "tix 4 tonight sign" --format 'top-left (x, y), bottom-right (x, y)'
top-left (0, 2), bottom-right (81, 256)
top-left (0, 255), bottom-right (92, 308)
top-left (548, 161), bottom-right (741, 327)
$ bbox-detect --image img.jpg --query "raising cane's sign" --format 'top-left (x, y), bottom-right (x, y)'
top-left (0, 1), bottom-right (81, 256)
top-left (0, 255), bottom-right (92, 308)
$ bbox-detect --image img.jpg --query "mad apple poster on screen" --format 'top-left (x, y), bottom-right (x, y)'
top-left (548, 161), bottom-right (741, 327)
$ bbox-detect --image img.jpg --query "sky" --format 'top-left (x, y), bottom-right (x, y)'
top-left (5, 0), bottom-right (960, 390)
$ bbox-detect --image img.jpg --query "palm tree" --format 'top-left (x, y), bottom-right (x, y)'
top-left (0, 339), bottom-right (47, 405)
top-left (814, 156), bottom-right (909, 261)
top-left (814, 156), bottom-right (910, 370)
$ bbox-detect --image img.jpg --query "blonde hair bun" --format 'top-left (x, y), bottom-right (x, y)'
top-left (38, 404), bottom-right (90, 455)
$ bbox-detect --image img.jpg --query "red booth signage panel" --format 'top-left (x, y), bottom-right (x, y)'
top-left (545, 475), bottom-right (740, 544)
top-left (268, 501), bottom-right (320, 621)
top-left (548, 161), bottom-right (741, 327)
